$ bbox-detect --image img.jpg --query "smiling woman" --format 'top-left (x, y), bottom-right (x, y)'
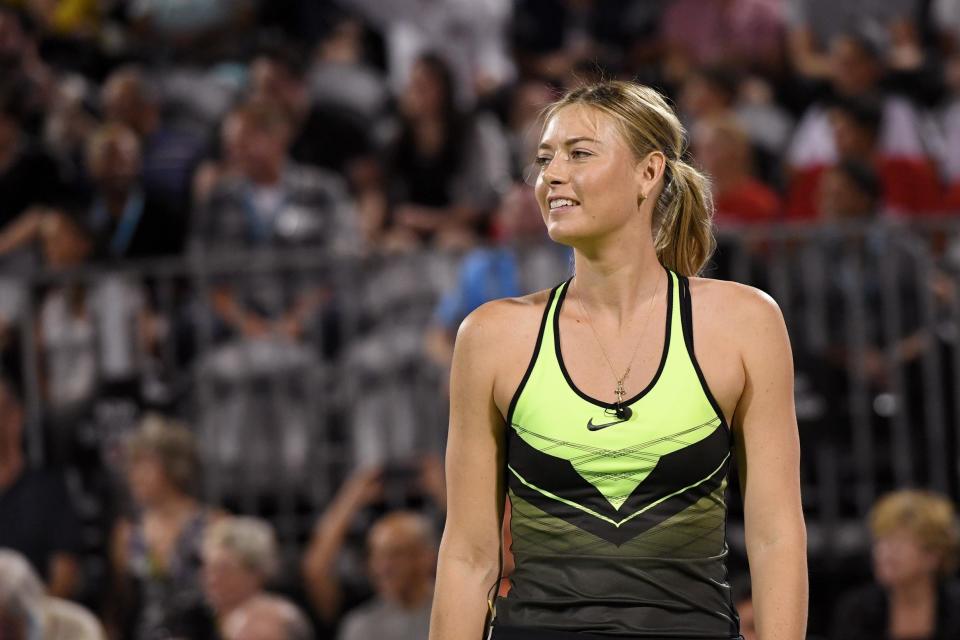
top-left (429, 81), bottom-right (807, 640)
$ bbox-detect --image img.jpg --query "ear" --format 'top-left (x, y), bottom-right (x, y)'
top-left (634, 151), bottom-right (667, 201)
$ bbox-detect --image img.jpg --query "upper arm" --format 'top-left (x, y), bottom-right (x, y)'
top-left (439, 302), bottom-right (509, 569)
top-left (731, 287), bottom-right (805, 548)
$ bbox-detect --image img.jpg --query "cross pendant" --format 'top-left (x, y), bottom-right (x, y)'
top-left (615, 379), bottom-right (625, 405)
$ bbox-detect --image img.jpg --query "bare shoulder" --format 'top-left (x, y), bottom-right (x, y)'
top-left (455, 287), bottom-right (557, 416)
top-left (456, 287), bottom-right (554, 351)
top-left (687, 275), bottom-right (789, 352)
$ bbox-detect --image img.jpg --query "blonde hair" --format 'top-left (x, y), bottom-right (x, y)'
top-left (541, 81), bottom-right (715, 277)
top-left (204, 516), bottom-right (280, 581)
top-left (127, 413), bottom-right (200, 495)
top-left (869, 489), bottom-right (960, 575)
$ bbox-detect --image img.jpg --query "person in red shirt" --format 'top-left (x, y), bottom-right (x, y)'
top-left (786, 97), bottom-right (944, 219)
top-left (692, 115), bottom-right (782, 225)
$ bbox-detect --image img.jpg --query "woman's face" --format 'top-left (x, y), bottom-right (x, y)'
top-left (203, 545), bottom-right (262, 615)
top-left (127, 453), bottom-right (174, 505)
top-left (534, 104), bottom-right (651, 247)
top-left (872, 528), bottom-right (941, 587)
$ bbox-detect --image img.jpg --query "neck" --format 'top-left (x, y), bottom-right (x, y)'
top-left (890, 576), bottom-right (938, 608)
top-left (571, 226), bottom-right (664, 329)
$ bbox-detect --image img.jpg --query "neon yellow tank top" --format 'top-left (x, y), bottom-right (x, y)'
top-left (490, 266), bottom-right (741, 638)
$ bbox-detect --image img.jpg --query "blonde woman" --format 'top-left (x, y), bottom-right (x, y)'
top-left (831, 490), bottom-right (960, 640)
top-left (201, 516), bottom-right (279, 634)
top-left (429, 81), bottom-right (807, 639)
top-left (109, 415), bottom-right (221, 640)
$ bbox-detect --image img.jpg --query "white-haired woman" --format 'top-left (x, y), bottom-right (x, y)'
top-left (202, 516), bottom-right (280, 634)
top-left (0, 548), bottom-right (106, 640)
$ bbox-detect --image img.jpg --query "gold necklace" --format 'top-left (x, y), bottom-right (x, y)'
top-left (574, 272), bottom-right (661, 418)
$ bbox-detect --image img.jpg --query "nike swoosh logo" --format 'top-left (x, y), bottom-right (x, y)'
top-left (586, 417), bottom-right (629, 431)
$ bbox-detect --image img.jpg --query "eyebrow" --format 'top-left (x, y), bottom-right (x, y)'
top-left (538, 136), bottom-right (601, 150)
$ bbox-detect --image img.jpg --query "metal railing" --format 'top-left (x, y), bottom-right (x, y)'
top-left (5, 217), bottom-right (960, 566)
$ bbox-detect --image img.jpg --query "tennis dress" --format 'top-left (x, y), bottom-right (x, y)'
top-left (487, 266), bottom-right (742, 639)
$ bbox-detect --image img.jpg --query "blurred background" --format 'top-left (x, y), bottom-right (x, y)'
top-left (2, 0), bottom-right (960, 638)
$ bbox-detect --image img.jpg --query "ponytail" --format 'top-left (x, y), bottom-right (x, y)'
top-left (653, 159), bottom-right (715, 277)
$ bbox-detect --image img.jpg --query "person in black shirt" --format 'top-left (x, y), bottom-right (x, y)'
top-left (83, 122), bottom-right (185, 261)
top-left (0, 378), bottom-right (83, 599)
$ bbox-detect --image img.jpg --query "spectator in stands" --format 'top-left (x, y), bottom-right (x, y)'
top-left (0, 6), bottom-right (56, 134)
top-left (692, 115), bottom-right (781, 225)
top-left (108, 414), bottom-right (220, 640)
top-left (787, 0), bottom-right (922, 82)
top-left (786, 31), bottom-right (931, 180)
top-left (191, 101), bottom-right (355, 341)
top-left (788, 96), bottom-right (943, 219)
top-left (248, 44), bottom-right (374, 180)
top-left (659, 0), bottom-right (785, 80)
top-left (830, 489), bottom-right (960, 639)
top-left (222, 594), bottom-right (314, 640)
top-left (84, 122), bottom-right (186, 261)
top-left (382, 52), bottom-right (509, 250)
top-left (423, 182), bottom-right (551, 369)
top-left (0, 549), bottom-right (106, 640)
top-left (302, 462), bottom-right (445, 633)
top-left (192, 107), bottom-right (246, 210)
top-left (0, 378), bottom-right (82, 600)
top-left (340, 0), bottom-right (514, 104)
top-left (335, 510), bottom-right (436, 640)
top-left (202, 516), bottom-right (279, 634)
top-left (0, 93), bottom-right (68, 233)
top-left (100, 65), bottom-right (205, 209)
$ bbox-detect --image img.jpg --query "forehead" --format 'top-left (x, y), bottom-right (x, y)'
top-left (539, 104), bottom-right (622, 147)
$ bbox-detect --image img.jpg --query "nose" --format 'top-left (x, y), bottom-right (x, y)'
top-left (541, 156), bottom-right (568, 185)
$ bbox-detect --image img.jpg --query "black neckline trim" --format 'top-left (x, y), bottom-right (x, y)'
top-left (553, 265), bottom-right (672, 410)
top-left (505, 284), bottom-right (560, 427)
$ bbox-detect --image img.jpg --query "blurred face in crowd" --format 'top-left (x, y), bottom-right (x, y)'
top-left (818, 167), bottom-right (875, 220)
top-left (828, 110), bottom-right (876, 160)
top-left (872, 528), bottom-right (941, 588)
top-left (232, 111), bottom-right (291, 183)
top-left (401, 59), bottom-right (448, 120)
top-left (101, 73), bottom-right (154, 135)
top-left (127, 451), bottom-right (175, 506)
top-left (249, 58), bottom-right (307, 119)
top-left (0, 9), bottom-right (28, 68)
top-left (40, 213), bottom-right (91, 269)
top-left (367, 514), bottom-right (436, 604)
top-left (692, 119), bottom-right (749, 185)
top-left (535, 104), bottom-right (651, 247)
top-left (680, 75), bottom-right (732, 120)
top-left (203, 544), bottom-right (263, 617)
top-left (829, 35), bottom-right (881, 97)
top-left (87, 128), bottom-right (142, 196)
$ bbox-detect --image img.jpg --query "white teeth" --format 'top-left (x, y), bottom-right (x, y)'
top-left (549, 198), bottom-right (577, 209)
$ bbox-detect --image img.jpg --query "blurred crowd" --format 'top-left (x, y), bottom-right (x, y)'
top-left (3, 0), bottom-right (960, 638)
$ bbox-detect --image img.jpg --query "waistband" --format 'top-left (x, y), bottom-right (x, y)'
top-left (489, 625), bottom-right (744, 640)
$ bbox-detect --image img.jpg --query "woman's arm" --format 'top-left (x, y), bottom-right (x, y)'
top-left (429, 302), bottom-right (508, 640)
top-left (733, 288), bottom-right (808, 639)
